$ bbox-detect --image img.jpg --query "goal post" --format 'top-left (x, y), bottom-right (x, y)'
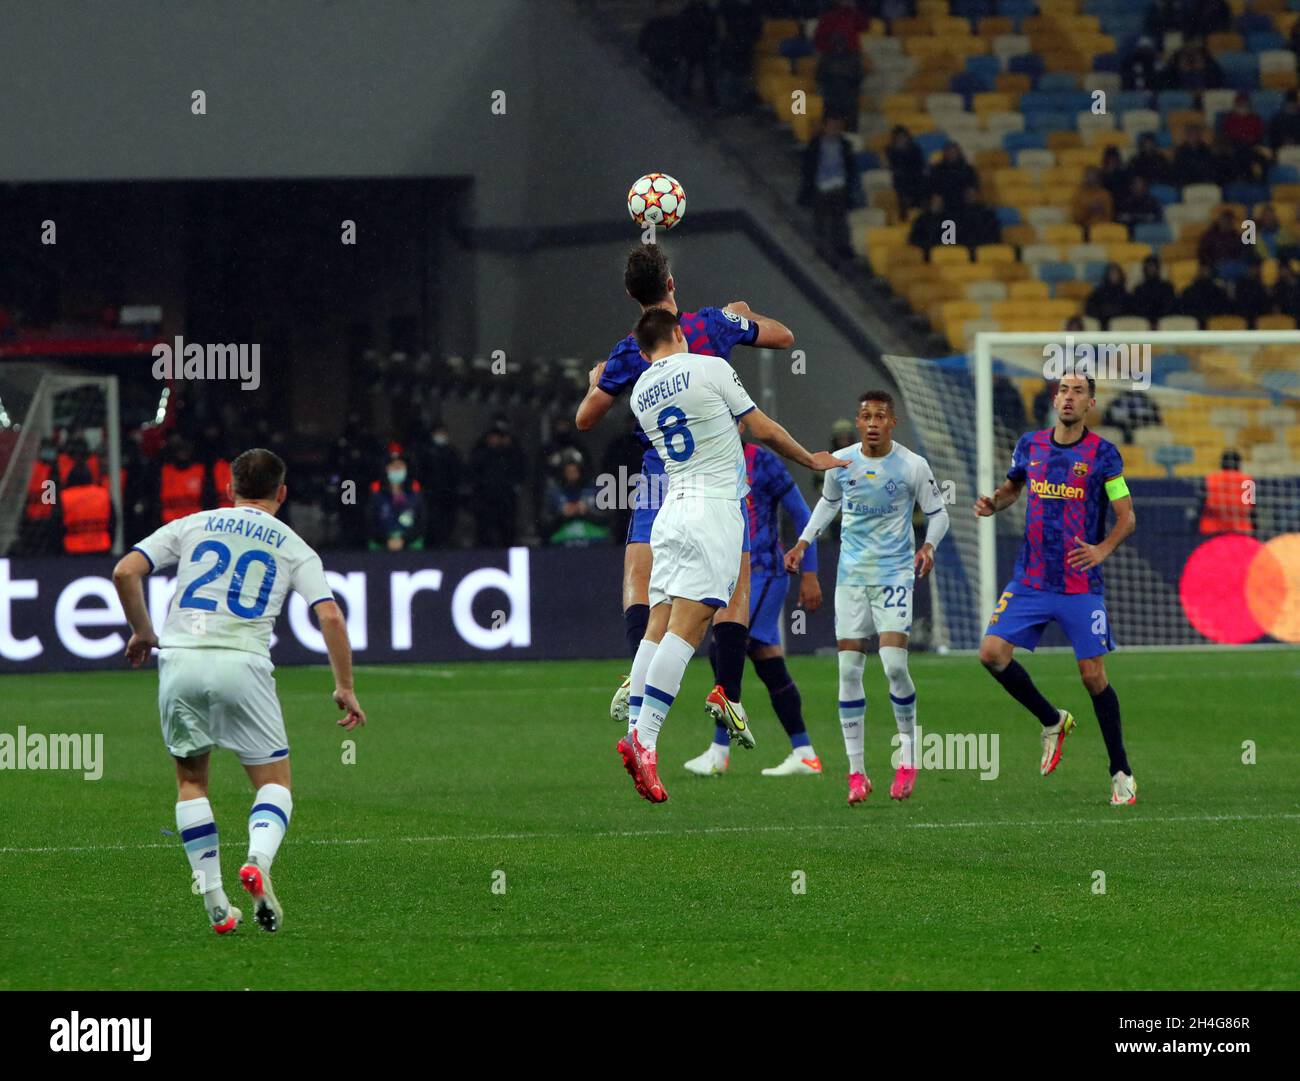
top-left (886, 330), bottom-right (1300, 650)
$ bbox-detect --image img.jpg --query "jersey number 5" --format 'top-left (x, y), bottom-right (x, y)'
top-left (657, 405), bottom-right (695, 462)
top-left (178, 539), bottom-right (278, 619)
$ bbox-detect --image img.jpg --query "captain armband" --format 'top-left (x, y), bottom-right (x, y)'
top-left (1104, 475), bottom-right (1130, 500)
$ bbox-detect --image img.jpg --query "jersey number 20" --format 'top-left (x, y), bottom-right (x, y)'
top-left (657, 405), bottom-right (695, 462)
top-left (178, 539), bottom-right (278, 619)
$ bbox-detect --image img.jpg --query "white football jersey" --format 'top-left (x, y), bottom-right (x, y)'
top-left (805, 442), bottom-right (945, 587)
top-left (630, 351), bottom-right (756, 500)
top-left (133, 505), bottom-right (333, 658)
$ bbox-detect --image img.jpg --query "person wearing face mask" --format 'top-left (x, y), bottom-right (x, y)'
top-left (367, 455), bottom-right (426, 552)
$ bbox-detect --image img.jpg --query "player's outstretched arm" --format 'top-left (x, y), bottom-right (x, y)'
top-left (111, 550), bottom-right (159, 667)
top-left (575, 362), bottom-right (614, 431)
top-left (725, 301), bottom-right (794, 349)
top-left (315, 599), bottom-right (367, 730)
top-left (741, 407), bottom-right (849, 473)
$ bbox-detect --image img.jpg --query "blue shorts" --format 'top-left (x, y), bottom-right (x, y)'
top-left (748, 571), bottom-right (788, 646)
top-left (985, 584), bottom-right (1115, 661)
top-left (627, 501), bottom-right (751, 552)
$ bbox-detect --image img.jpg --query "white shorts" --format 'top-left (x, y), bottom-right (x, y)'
top-left (158, 648), bottom-right (289, 766)
top-left (834, 582), bottom-right (914, 639)
top-left (648, 494), bottom-right (743, 609)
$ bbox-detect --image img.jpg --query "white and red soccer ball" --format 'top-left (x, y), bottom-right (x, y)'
top-left (627, 172), bottom-right (686, 229)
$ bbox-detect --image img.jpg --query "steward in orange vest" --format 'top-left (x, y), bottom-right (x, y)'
top-left (1199, 450), bottom-right (1254, 535)
top-left (160, 452), bottom-right (206, 523)
top-left (61, 466), bottom-right (113, 554)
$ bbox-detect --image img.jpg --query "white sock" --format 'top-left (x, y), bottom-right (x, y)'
top-left (627, 638), bottom-right (658, 734)
top-left (638, 631), bottom-right (695, 750)
top-left (710, 742), bottom-right (730, 765)
top-left (837, 650), bottom-right (867, 774)
top-left (247, 783), bottom-right (293, 867)
top-left (880, 646), bottom-right (917, 769)
top-left (176, 796), bottom-right (229, 920)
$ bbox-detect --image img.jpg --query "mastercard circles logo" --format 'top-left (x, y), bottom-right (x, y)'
top-left (1179, 533), bottom-right (1300, 644)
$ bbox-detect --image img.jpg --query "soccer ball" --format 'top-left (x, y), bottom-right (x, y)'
top-left (627, 173), bottom-right (686, 229)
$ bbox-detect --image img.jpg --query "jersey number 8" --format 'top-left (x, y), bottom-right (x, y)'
top-left (657, 405), bottom-right (695, 462)
top-left (178, 539), bottom-right (278, 619)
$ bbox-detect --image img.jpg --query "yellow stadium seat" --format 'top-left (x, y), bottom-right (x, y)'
top-left (996, 72), bottom-right (1033, 94)
top-left (974, 92), bottom-right (1015, 115)
top-left (1161, 239), bottom-right (1200, 262)
top-left (1262, 69), bottom-right (1299, 90)
top-left (989, 299), bottom-right (1027, 322)
top-left (976, 243), bottom-right (1017, 263)
top-left (1207, 315), bottom-right (1249, 331)
top-left (1001, 223), bottom-right (1037, 248)
top-left (975, 148), bottom-right (1011, 172)
top-left (1041, 223), bottom-right (1085, 245)
top-left (1045, 130), bottom-right (1084, 152)
top-left (893, 16), bottom-right (931, 36)
top-left (938, 262), bottom-right (998, 284)
top-left (1207, 32), bottom-right (1245, 51)
top-left (1088, 222), bottom-right (1128, 244)
top-left (1256, 313), bottom-right (1297, 329)
top-left (977, 16), bottom-right (1015, 37)
top-left (1009, 280), bottom-right (1051, 300)
top-left (929, 16), bottom-right (971, 37)
top-left (994, 167), bottom-right (1037, 191)
top-left (993, 261), bottom-right (1033, 282)
top-left (931, 245), bottom-right (972, 265)
top-left (882, 93), bottom-right (921, 115)
top-left (1053, 280), bottom-right (1093, 301)
top-left (1106, 241), bottom-right (1153, 263)
top-left (1166, 108), bottom-right (1206, 141)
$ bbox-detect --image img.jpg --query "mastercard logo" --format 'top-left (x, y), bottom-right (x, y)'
top-left (1179, 533), bottom-right (1300, 644)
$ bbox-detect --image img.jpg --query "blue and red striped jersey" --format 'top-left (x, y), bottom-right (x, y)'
top-left (598, 306), bottom-right (759, 469)
top-left (1007, 428), bottom-right (1125, 595)
top-left (744, 444), bottom-right (793, 576)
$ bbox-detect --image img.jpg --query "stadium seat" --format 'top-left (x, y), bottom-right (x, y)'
top-left (1207, 315), bottom-right (1249, 330)
top-left (1037, 260), bottom-right (1078, 283)
top-left (1041, 223), bottom-right (1085, 245)
top-left (1008, 279), bottom-right (1050, 299)
top-left (1088, 222), bottom-right (1128, 244)
top-left (1256, 313), bottom-right (1297, 329)
top-left (1109, 315), bottom-right (1152, 331)
top-left (932, 245), bottom-right (973, 265)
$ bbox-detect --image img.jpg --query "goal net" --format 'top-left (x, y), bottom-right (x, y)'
top-left (0, 365), bottom-right (124, 556)
top-left (885, 331), bottom-right (1300, 650)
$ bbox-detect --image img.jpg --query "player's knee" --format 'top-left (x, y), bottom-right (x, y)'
top-left (979, 640), bottom-right (1009, 672)
top-left (880, 650), bottom-right (909, 685)
top-left (1079, 661), bottom-right (1107, 695)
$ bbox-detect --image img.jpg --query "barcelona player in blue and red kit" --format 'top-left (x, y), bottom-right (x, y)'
top-left (575, 244), bottom-right (795, 739)
top-left (684, 441), bottom-right (825, 777)
top-left (974, 372), bottom-right (1138, 806)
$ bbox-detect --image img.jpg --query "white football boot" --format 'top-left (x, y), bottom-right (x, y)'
top-left (761, 749), bottom-right (823, 777)
top-left (1110, 771), bottom-right (1137, 806)
top-left (239, 856), bottom-right (283, 933)
top-left (610, 676), bottom-right (631, 724)
top-left (1039, 709), bottom-right (1075, 776)
top-left (684, 744), bottom-right (729, 777)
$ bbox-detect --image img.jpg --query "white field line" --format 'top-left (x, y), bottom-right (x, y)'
top-left (1, 811), bottom-right (1298, 856)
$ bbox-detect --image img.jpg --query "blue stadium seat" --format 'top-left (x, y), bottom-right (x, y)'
top-left (1153, 444), bottom-right (1195, 477)
top-left (1039, 73), bottom-right (1081, 92)
top-left (1238, 12), bottom-right (1275, 34)
top-left (1154, 129), bottom-right (1174, 148)
top-left (951, 71), bottom-right (993, 100)
top-left (995, 205), bottom-right (1022, 225)
top-left (1020, 91), bottom-right (1055, 112)
top-left (917, 131), bottom-right (950, 157)
top-left (1038, 261), bottom-right (1077, 283)
top-left (1082, 260), bottom-right (1109, 283)
top-left (1151, 353), bottom-right (1191, 381)
top-left (1216, 259), bottom-right (1250, 283)
top-left (1225, 182), bottom-right (1270, 206)
top-left (1157, 90), bottom-right (1195, 112)
top-left (1246, 31), bottom-right (1285, 53)
top-left (1114, 90), bottom-right (1153, 112)
top-left (1218, 52), bottom-right (1261, 91)
top-left (855, 151), bottom-right (881, 171)
top-left (1009, 53), bottom-right (1045, 78)
top-left (1251, 89), bottom-right (1284, 118)
top-left (1150, 183), bottom-right (1180, 205)
top-left (998, 0), bottom-right (1037, 17)
top-left (1093, 52), bottom-right (1121, 72)
top-left (1270, 163), bottom-right (1300, 184)
top-left (1003, 130), bottom-right (1047, 151)
top-left (778, 37), bottom-right (813, 60)
top-left (953, 0), bottom-right (993, 16)
top-left (965, 54), bottom-right (1001, 83)
top-left (1134, 221), bottom-right (1173, 246)
top-left (1027, 110), bottom-right (1076, 131)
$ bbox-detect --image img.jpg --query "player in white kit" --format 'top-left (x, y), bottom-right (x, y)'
top-left (616, 308), bottom-right (848, 803)
top-left (785, 391), bottom-right (949, 806)
top-left (112, 448), bottom-right (366, 934)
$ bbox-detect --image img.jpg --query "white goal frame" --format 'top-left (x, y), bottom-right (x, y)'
top-left (973, 329), bottom-right (1300, 626)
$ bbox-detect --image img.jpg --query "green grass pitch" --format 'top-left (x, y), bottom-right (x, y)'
top-left (1, 649), bottom-right (1297, 990)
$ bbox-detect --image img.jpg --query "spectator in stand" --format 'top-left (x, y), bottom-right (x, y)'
top-left (1269, 89), bottom-right (1300, 149)
top-left (1198, 208), bottom-right (1245, 268)
top-left (798, 111), bottom-right (864, 261)
top-left (928, 142), bottom-right (979, 214)
top-left (541, 415), bottom-right (586, 475)
top-left (718, 0), bottom-right (762, 113)
top-left (1179, 261), bottom-right (1233, 326)
top-left (1187, 0), bottom-right (1232, 38)
top-left (1072, 167), bottom-right (1114, 231)
top-left (1115, 175), bottom-right (1164, 235)
top-left (813, 0), bottom-right (870, 132)
top-left (1257, 203), bottom-right (1300, 263)
top-left (1131, 256), bottom-right (1178, 325)
top-left (1102, 389), bottom-right (1163, 444)
top-left (1161, 41), bottom-right (1224, 93)
top-left (1130, 132), bottom-right (1173, 187)
top-left (1273, 260), bottom-right (1300, 318)
top-left (1174, 125), bottom-right (1222, 186)
top-left (887, 126), bottom-right (928, 214)
top-left (957, 185), bottom-right (1001, 251)
top-left (542, 453), bottom-right (609, 547)
top-left (638, 1), bottom-right (681, 97)
top-left (367, 454), bottom-right (426, 551)
top-left (1223, 92), bottom-right (1269, 183)
top-left (1121, 36), bottom-right (1161, 92)
top-left (1099, 146), bottom-right (1129, 203)
top-left (470, 415), bottom-right (522, 548)
top-left (907, 191), bottom-right (949, 254)
top-left (1085, 263), bottom-right (1133, 328)
top-left (1143, 0), bottom-right (1181, 42)
top-left (421, 422), bottom-right (464, 549)
top-left (1233, 258), bottom-right (1272, 326)
top-left (677, 0), bottom-right (719, 108)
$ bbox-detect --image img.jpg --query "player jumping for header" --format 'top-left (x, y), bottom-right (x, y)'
top-left (974, 371), bottom-right (1138, 806)
top-left (576, 244), bottom-right (795, 748)
top-left (112, 448), bottom-right (366, 934)
top-left (618, 308), bottom-right (848, 803)
top-left (785, 391), bottom-right (949, 806)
